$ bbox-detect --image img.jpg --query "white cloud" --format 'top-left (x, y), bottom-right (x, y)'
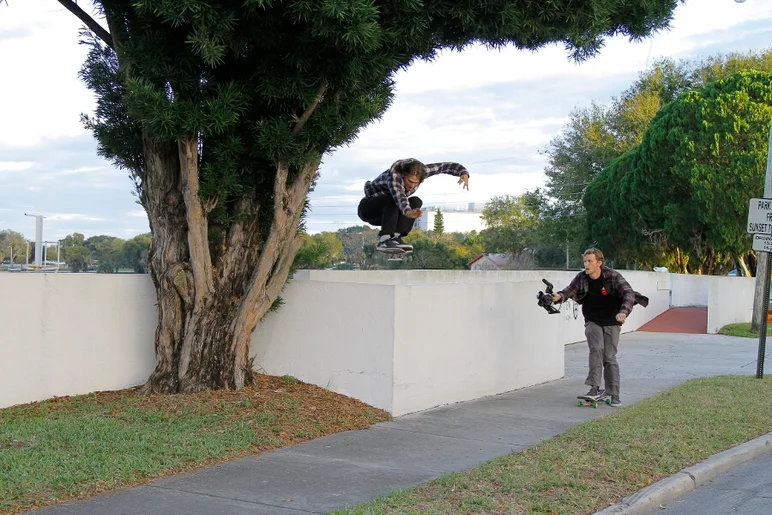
top-left (53, 166), bottom-right (104, 176)
top-left (46, 213), bottom-right (106, 222)
top-left (0, 2), bottom-right (98, 147)
top-left (0, 161), bottom-right (35, 172)
top-left (127, 210), bottom-right (148, 218)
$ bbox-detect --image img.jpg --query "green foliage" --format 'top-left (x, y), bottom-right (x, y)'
top-left (544, 47), bottom-right (772, 271)
top-left (85, 235), bottom-right (124, 273)
top-left (121, 233), bottom-right (151, 273)
top-left (293, 231), bottom-right (344, 269)
top-left (336, 225), bottom-right (378, 268)
top-left (0, 230), bottom-right (26, 264)
top-left (432, 208), bottom-right (445, 234)
top-left (67, 246), bottom-right (92, 273)
top-left (481, 193), bottom-right (541, 229)
top-left (402, 231), bottom-right (469, 269)
top-left (586, 71), bottom-right (772, 273)
top-left (479, 193), bottom-right (545, 256)
top-left (75, 0), bottom-right (679, 261)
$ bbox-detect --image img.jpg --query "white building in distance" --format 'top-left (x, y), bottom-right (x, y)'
top-left (416, 202), bottom-right (486, 234)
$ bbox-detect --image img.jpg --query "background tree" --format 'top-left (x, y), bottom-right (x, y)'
top-left (293, 232), bottom-right (344, 269)
top-left (399, 230), bottom-right (468, 269)
top-left (432, 209), bottom-right (445, 235)
top-left (480, 193), bottom-right (542, 256)
top-left (121, 233), bottom-right (152, 273)
top-left (86, 235), bottom-right (125, 273)
top-left (336, 225), bottom-right (378, 268)
top-left (50, 0), bottom-right (680, 393)
top-left (544, 48), bottom-right (772, 264)
top-left (60, 233), bottom-right (92, 272)
top-left (67, 245), bottom-right (93, 273)
top-left (586, 71), bottom-right (772, 275)
top-left (0, 230), bottom-right (27, 264)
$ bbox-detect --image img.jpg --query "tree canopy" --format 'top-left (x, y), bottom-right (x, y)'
top-left (43, 0), bottom-right (681, 393)
top-left (586, 71), bottom-right (772, 274)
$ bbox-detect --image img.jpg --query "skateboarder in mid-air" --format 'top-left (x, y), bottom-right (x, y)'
top-left (357, 158), bottom-right (470, 254)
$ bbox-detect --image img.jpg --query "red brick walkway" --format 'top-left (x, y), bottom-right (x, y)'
top-left (637, 307), bottom-right (708, 334)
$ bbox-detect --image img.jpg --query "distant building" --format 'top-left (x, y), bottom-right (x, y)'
top-left (467, 253), bottom-right (513, 271)
top-left (416, 202), bottom-right (485, 233)
top-left (467, 250), bottom-right (536, 271)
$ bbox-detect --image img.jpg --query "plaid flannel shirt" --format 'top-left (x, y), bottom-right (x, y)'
top-left (363, 161), bottom-right (469, 215)
top-left (556, 266), bottom-right (637, 316)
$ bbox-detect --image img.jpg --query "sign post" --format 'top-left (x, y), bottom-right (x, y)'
top-left (748, 197), bottom-right (772, 378)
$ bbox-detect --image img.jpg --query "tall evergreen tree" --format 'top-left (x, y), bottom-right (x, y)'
top-left (433, 209), bottom-right (445, 235)
top-left (45, 0), bottom-right (679, 393)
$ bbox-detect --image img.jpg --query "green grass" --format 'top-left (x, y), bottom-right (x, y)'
top-left (333, 375), bottom-right (772, 515)
top-left (718, 322), bottom-right (769, 338)
top-left (4, 376), bottom-right (770, 515)
top-left (0, 376), bottom-right (390, 514)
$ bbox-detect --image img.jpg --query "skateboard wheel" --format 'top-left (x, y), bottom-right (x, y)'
top-left (577, 401), bottom-right (583, 407)
top-left (606, 399), bottom-right (611, 405)
top-left (592, 402), bottom-right (598, 408)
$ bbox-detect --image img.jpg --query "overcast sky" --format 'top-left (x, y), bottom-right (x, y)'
top-left (1, 0), bottom-right (771, 241)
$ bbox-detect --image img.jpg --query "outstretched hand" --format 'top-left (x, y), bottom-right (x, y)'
top-left (406, 208), bottom-right (423, 219)
top-left (458, 174), bottom-right (469, 190)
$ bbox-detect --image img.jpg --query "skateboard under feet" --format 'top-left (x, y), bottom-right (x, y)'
top-left (576, 391), bottom-right (611, 409)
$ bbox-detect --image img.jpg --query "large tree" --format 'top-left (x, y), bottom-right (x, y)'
top-left (544, 48), bottom-right (772, 262)
top-left (47, 0), bottom-right (680, 393)
top-left (586, 71), bottom-right (772, 274)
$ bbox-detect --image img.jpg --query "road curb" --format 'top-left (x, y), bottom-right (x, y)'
top-left (593, 432), bottom-right (772, 515)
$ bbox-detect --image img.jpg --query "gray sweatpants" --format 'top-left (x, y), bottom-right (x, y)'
top-left (584, 321), bottom-right (621, 397)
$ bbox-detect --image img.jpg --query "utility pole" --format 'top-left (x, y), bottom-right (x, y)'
top-left (24, 213), bottom-right (45, 267)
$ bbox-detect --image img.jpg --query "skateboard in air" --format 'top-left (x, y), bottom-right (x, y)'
top-left (377, 246), bottom-right (412, 261)
top-left (576, 390), bottom-right (611, 409)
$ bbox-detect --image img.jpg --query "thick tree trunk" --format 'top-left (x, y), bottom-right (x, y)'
top-left (140, 132), bottom-right (317, 393)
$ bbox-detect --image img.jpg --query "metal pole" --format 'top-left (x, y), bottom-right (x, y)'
top-left (751, 121), bottom-right (772, 334)
top-left (24, 213), bottom-right (45, 267)
top-left (759, 269), bottom-right (770, 378)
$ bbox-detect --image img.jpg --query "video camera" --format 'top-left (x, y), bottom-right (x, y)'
top-left (536, 278), bottom-right (561, 315)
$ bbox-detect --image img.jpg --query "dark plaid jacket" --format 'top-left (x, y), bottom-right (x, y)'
top-left (363, 161), bottom-right (469, 215)
top-left (556, 266), bottom-right (648, 316)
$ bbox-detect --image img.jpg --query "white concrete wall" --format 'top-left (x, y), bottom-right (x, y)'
top-left (707, 276), bottom-right (757, 333)
top-left (670, 273), bottom-right (710, 306)
top-left (0, 274), bottom-right (157, 409)
top-left (0, 269), bottom-right (742, 414)
top-left (296, 269), bottom-right (545, 284)
top-left (250, 280), bottom-right (396, 412)
top-left (250, 278), bottom-right (566, 416)
top-left (390, 281), bottom-right (564, 416)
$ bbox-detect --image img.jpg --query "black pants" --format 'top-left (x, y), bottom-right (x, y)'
top-left (357, 195), bottom-right (423, 237)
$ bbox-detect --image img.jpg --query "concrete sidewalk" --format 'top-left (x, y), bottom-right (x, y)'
top-left (30, 332), bottom-right (760, 515)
